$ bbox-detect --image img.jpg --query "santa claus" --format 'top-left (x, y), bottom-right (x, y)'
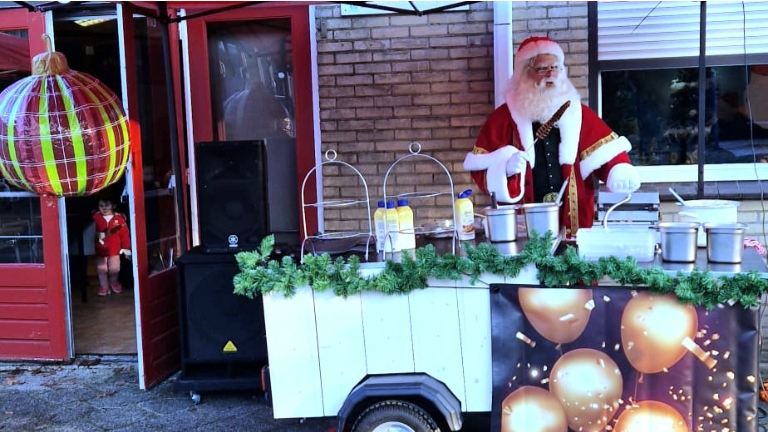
top-left (463, 36), bottom-right (640, 236)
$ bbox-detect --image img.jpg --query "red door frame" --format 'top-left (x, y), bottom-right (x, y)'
top-left (182, 3), bottom-right (318, 237)
top-left (0, 9), bottom-right (69, 361)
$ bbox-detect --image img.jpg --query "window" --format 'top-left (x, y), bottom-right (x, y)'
top-left (595, 1), bottom-right (768, 182)
top-left (0, 32), bottom-right (43, 264)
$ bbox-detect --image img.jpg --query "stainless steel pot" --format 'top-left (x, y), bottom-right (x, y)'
top-left (658, 221), bottom-right (700, 262)
top-left (703, 222), bottom-right (748, 263)
top-left (522, 202), bottom-right (560, 238)
top-left (483, 205), bottom-right (520, 243)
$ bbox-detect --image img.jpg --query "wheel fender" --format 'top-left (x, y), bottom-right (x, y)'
top-left (336, 373), bottom-right (463, 431)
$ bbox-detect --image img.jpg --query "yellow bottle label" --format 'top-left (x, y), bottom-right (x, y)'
top-left (455, 198), bottom-right (475, 240)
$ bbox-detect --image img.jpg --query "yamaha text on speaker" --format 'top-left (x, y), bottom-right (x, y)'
top-left (175, 248), bottom-right (267, 394)
top-left (195, 140), bottom-right (269, 253)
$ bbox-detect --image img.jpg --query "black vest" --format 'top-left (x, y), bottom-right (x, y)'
top-left (531, 122), bottom-right (564, 202)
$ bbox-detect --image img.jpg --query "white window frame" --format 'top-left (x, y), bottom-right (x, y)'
top-left (596, 1), bottom-right (768, 183)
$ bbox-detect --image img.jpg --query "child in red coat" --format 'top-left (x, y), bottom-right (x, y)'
top-left (93, 197), bottom-right (131, 296)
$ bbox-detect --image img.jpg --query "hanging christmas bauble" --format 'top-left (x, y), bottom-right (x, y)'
top-left (0, 35), bottom-right (130, 197)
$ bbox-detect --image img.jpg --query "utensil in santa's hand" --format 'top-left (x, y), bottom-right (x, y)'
top-left (668, 187), bottom-right (687, 206)
top-left (555, 178), bottom-right (569, 207)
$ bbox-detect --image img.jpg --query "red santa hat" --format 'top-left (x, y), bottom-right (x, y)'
top-left (514, 36), bottom-right (565, 76)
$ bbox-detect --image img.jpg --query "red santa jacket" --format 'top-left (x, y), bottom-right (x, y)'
top-left (93, 213), bottom-right (130, 257)
top-left (470, 103), bottom-right (632, 236)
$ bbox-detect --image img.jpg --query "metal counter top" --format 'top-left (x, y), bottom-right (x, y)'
top-left (353, 233), bottom-right (768, 278)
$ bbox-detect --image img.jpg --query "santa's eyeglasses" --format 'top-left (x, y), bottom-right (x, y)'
top-left (531, 65), bottom-right (561, 75)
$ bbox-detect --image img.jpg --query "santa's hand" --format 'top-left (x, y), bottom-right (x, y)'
top-left (120, 249), bottom-right (132, 259)
top-left (505, 150), bottom-right (529, 176)
top-left (607, 163), bottom-right (641, 193)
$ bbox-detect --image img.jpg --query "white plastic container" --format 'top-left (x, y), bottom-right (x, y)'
top-left (373, 200), bottom-right (386, 252)
top-left (384, 201), bottom-right (401, 252)
top-left (455, 189), bottom-right (475, 240)
top-left (577, 225), bottom-right (656, 262)
top-left (676, 199), bottom-right (739, 247)
top-left (397, 198), bottom-right (416, 250)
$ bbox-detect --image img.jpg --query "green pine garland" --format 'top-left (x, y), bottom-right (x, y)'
top-left (232, 233), bottom-right (768, 309)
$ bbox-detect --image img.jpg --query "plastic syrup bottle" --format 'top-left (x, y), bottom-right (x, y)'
top-left (397, 198), bottom-right (416, 250)
top-left (373, 200), bottom-right (387, 252)
top-left (455, 189), bottom-right (475, 241)
top-left (384, 201), bottom-right (401, 252)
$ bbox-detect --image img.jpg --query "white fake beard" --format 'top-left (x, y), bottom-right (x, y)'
top-left (511, 73), bottom-right (580, 123)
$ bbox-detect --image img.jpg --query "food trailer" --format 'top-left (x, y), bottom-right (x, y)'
top-left (240, 224), bottom-right (767, 432)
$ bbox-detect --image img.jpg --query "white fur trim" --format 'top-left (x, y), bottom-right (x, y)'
top-left (557, 99), bottom-right (581, 165)
top-left (507, 108), bottom-right (537, 167)
top-left (515, 38), bottom-right (564, 77)
top-left (487, 157), bottom-right (517, 203)
top-left (463, 146), bottom-right (520, 171)
top-left (579, 135), bottom-right (632, 180)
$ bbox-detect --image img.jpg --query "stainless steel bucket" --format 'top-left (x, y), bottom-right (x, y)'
top-left (522, 203), bottom-right (560, 238)
top-left (658, 222), bottom-right (700, 262)
top-left (483, 205), bottom-right (520, 243)
top-left (703, 222), bottom-right (748, 263)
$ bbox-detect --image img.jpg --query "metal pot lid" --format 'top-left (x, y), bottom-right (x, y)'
top-left (657, 221), bottom-right (701, 231)
top-left (484, 205), bottom-right (519, 216)
top-left (703, 222), bottom-right (748, 232)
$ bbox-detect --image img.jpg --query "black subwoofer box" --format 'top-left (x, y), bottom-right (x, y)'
top-left (175, 247), bottom-right (267, 393)
top-left (195, 140), bottom-right (269, 254)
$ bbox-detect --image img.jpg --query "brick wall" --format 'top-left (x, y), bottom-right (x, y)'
top-left (314, 2), bottom-right (594, 232)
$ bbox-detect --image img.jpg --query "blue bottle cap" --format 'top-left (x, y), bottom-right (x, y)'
top-left (457, 189), bottom-right (473, 199)
top-left (377, 200), bottom-right (385, 208)
top-left (397, 198), bottom-right (409, 207)
top-left (386, 201), bottom-right (396, 209)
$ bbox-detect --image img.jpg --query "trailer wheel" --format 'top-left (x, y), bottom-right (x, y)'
top-left (351, 400), bottom-right (440, 432)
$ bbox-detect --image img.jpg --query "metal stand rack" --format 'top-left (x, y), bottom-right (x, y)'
top-left (382, 142), bottom-right (459, 255)
top-left (299, 149), bottom-right (374, 262)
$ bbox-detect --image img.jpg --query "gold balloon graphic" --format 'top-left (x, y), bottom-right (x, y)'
top-left (519, 288), bottom-right (594, 344)
top-left (620, 292), bottom-right (699, 374)
top-left (549, 348), bottom-right (623, 432)
top-left (501, 386), bottom-right (567, 432)
top-left (614, 400), bottom-right (688, 431)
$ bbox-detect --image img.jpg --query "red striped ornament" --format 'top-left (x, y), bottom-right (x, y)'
top-left (0, 42), bottom-right (130, 197)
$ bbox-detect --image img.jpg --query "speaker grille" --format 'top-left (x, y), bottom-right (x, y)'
top-left (195, 141), bottom-right (269, 253)
top-left (177, 250), bottom-right (267, 364)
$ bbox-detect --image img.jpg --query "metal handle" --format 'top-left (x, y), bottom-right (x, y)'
top-left (602, 193), bottom-right (632, 229)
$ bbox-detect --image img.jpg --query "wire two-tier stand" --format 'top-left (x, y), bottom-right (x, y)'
top-left (381, 142), bottom-right (459, 256)
top-left (299, 149), bottom-right (374, 262)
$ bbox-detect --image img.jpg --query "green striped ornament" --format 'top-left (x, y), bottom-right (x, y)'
top-left (0, 48), bottom-right (130, 197)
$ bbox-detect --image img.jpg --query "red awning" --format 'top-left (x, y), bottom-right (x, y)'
top-left (0, 32), bottom-right (30, 72)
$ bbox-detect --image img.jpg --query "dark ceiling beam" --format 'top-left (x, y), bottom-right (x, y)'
top-left (11, 1), bottom-right (35, 12)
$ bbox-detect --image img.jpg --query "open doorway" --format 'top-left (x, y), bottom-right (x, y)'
top-left (53, 6), bottom-right (138, 356)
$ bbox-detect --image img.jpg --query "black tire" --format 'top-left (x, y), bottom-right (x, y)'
top-left (351, 400), bottom-right (440, 432)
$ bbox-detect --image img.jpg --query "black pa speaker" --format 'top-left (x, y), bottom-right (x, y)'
top-left (195, 141), bottom-right (269, 253)
top-left (176, 248), bottom-right (267, 365)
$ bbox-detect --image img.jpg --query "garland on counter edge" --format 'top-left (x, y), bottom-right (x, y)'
top-left (232, 234), bottom-right (768, 310)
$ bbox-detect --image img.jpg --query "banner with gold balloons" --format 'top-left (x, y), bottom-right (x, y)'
top-left (490, 285), bottom-right (760, 432)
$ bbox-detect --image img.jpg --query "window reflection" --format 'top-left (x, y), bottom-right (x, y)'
top-left (208, 19), bottom-right (295, 142)
top-left (0, 31), bottom-right (41, 264)
top-left (134, 17), bottom-right (179, 273)
top-left (0, 182), bottom-right (43, 264)
top-left (602, 65), bottom-right (768, 166)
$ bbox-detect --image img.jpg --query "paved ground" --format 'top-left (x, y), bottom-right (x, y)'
top-left (3, 356), bottom-right (768, 432)
top-left (0, 356), bottom-right (335, 432)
